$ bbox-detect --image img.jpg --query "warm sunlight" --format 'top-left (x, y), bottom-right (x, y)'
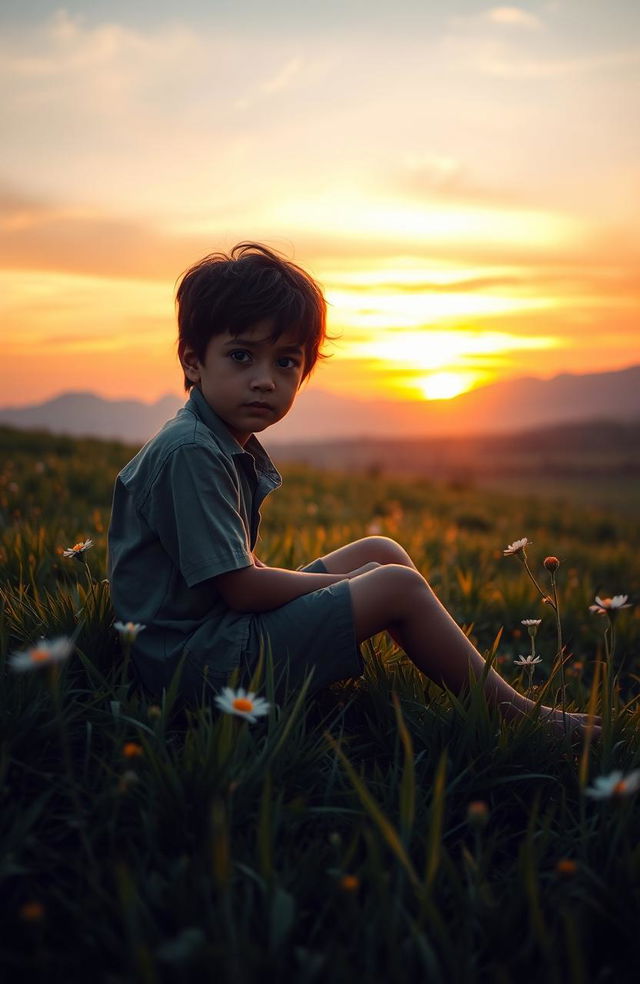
top-left (419, 372), bottom-right (475, 400)
top-left (330, 328), bottom-right (561, 402)
top-left (348, 329), bottom-right (559, 372)
top-left (275, 194), bottom-right (581, 251)
top-left (326, 285), bottom-right (554, 330)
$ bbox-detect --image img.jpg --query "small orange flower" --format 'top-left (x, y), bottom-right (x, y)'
top-left (19, 900), bottom-right (45, 922)
top-left (339, 874), bottom-right (360, 892)
top-left (544, 556), bottom-right (560, 572)
top-left (122, 741), bottom-right (143, 759)
top-left (556, 858), bottom-right (578, 876)
top-left (466, 800), bottom-right (490, 828)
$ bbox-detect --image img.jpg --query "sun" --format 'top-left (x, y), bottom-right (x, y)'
top-left (419, 372), bottom-right (473, 400)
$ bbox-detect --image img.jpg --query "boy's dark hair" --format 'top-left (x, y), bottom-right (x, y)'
top-left (176, 242), bottom-right (328, 391)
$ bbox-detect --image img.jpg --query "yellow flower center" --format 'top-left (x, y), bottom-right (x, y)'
top-left (30, 648), bottom-right (50, 663)
top-left (613, 780), bottom-right (627, 795)
top-left (232, 697), bottom-right (254, 712)
top-left (72, 542), bottom-right (84, 552)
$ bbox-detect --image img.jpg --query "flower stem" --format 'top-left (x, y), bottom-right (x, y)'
top-left (549, 571), bottom-right (566, 731)
top-left (520, 555), bottom-right (557, 612)
top-left (604, 617), bottom-right (617, 714)
top-left (49, 665), bottom-right (99, 878)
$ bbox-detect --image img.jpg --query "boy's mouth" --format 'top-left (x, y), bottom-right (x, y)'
top-left (245, 401), bottom-right (273, 411)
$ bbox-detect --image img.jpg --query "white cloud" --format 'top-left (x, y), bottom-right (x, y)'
top-left (1, 4), bottom-right (638, 244)
top-left (487, 7), bottom-right (542, 30)
top-left (261, 56), bottom-right (304, 93)
top-left (477, 45), bottom-right (640, 78)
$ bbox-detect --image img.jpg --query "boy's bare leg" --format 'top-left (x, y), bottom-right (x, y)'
top-left (319, 535), bottom-right (418, 574)
top-left (347, 565), bottom-right (600, 735)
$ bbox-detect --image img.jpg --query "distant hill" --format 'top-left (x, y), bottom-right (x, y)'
top-left (0, 392), bottom-right (183, 445)
top-left (1, 364), bottom-right (640, 445)
top-left (270, 418), bottom-right (640, 482)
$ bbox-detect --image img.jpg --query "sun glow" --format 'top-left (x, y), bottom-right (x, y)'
top-left (326, 286), bottom-right (554, 330)
top-left (330, 327), bottom-right (561, 402)
top-left (275, 194), bottom-right (580, 250)
top-left (419, 372), bottom-right (475, 400)
top-left (349, 329), bottom-right (559, 371)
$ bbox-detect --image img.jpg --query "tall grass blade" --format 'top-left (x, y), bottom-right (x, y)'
top-left (579, 657), bottom-right (602, 789)
top-left (325, 732), bottom-right (419, 888)
top-left (258, 769), bottom-right (274, 883)
top-left (392, 691), bottom-right (416, 839)
top-left (424, 750), bottom-right (447, 892)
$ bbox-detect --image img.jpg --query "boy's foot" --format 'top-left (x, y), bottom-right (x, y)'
top-left (502, 701), bottom-right (602, 738)
top-left (538, 707), bottom-right (602, 739)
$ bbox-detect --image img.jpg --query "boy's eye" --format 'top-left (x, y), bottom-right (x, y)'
top-left (229, 350), bottom-right (251, 363)
top-left (277, 356), bottom-right (302, 369)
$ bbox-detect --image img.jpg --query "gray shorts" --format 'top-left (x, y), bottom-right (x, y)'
top-left (239, 558), bottom-right (364, 698)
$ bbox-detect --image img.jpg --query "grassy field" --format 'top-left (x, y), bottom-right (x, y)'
top-left (1, 425), bottom-right (639, 983)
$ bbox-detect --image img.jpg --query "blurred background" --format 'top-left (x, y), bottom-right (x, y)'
top-left (1, 0), bottom-right (639, 445)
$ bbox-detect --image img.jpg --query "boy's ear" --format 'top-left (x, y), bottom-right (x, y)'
top-left (179, 343), bottom-right (201, 385)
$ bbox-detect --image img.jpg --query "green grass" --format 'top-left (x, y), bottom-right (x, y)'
top-left (0, 425), bottom-right (639, 983)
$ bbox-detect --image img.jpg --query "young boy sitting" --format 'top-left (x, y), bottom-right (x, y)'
top-left (108, 242), bottom-right (598, 734)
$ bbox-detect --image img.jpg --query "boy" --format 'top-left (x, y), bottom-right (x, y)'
top-left (108, 243), bottom-right (597, 734)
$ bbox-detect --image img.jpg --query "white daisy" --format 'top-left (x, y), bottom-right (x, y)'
top-left (585, 770), bottom-right (640, 799)
top-left (114, 621), bottom-right (145, 643)
top-left (214, 687), bottom-right (270, 723)
top-left (503, 538), bottom-right (530, 556)
top-left (9, 637), bottom-right (73, 673)
top-left (62, 539), bottom-right (94, 559)
top-left (589, 595), bottom-right (631, 615)
top-left (513, 654), bottom-right (543, 667)
top-left (521, 619), bottom-right (542, 628)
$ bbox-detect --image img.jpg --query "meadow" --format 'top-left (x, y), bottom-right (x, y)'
top-left (1, 424), bottom-right (639, 983)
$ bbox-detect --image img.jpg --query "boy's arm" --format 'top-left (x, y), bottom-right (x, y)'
top-left (214, 563), bottom-right (364, 613)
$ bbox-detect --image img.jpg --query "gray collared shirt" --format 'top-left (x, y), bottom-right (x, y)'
top-left (108, 387), bottom-right (282, 694)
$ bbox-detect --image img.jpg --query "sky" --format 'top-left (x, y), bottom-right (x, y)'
top-left (1, 0), bottom-right (639, 411)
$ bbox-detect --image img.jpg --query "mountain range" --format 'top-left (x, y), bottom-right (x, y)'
top-left (1, 364), bottom-right (639, 446)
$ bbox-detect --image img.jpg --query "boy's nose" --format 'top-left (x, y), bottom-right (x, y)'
top-left (250, 368), bottom-right (276, 391)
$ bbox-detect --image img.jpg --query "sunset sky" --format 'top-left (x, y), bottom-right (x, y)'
top-left (1, 0), bottom-right (639, 411)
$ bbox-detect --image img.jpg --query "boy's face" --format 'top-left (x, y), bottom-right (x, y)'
top-left (180, 320), bottom-right (305, 446)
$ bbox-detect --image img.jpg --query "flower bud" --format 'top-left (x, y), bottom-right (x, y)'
top-left (122, 741), bottom-right (143, 759)
top-left (19, 900), bottom-right (45, 923)
top-left (544, 556), bottom-right (560, 572)
top-left (466, 800), bottom-right (489, 829)
top-left (555, 858), bottom-right (577, 877)
top-left (339, 874), bottom-right (360, 892)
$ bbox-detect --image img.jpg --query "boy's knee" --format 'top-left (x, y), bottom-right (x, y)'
top-left (364, 535), bottom-right (411, 567)
top-left (379, 564), bottom-right (427, 602)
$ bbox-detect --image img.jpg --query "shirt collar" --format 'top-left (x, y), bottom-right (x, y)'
top-left (185, 387), bottom-right (281, 487)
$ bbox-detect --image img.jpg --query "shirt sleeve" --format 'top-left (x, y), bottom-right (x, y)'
top-left (140, 443), bottom-right (253, 588)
